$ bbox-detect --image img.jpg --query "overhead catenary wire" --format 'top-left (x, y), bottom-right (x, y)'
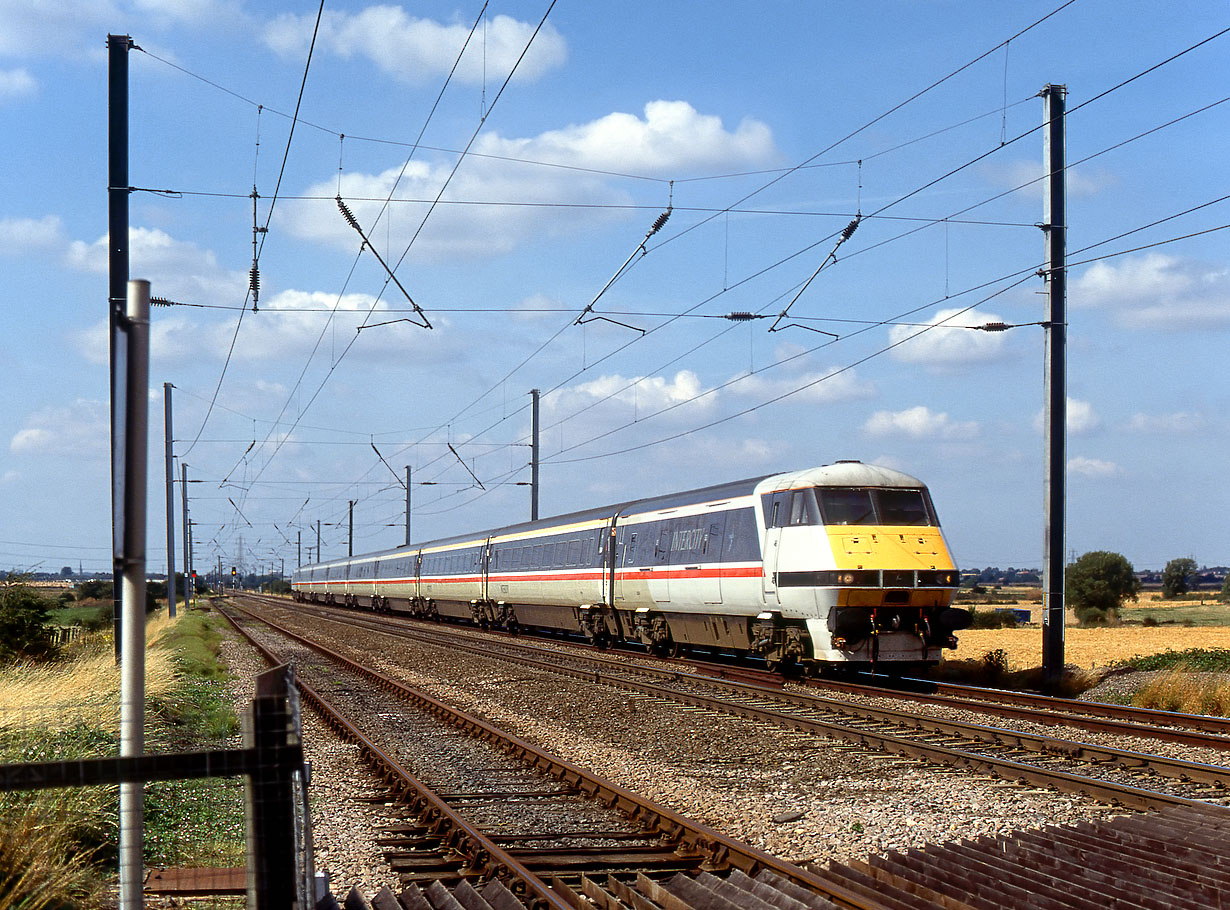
top-left (168, 12), bottom-right (1225, 553)
top-left (334, 1), bottom-right (1087, 488)
top-left (178, 0), bottom-right (326, 459)
top-left (238, 1), bottom-right (555, 500)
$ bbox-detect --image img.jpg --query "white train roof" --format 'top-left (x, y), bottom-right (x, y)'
top-left (756, 461), bottom-right (926, 493)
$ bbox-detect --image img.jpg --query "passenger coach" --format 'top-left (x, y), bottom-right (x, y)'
top-left (292, 461), bottom-right (970, 673)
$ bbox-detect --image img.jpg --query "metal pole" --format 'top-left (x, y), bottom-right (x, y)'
top-left (297, 530), bottom-right (301, 569)
top-left (163, 383), bottom-right (176, 619)
top-left (405, 466), bottom-right (412, 546)
top-left (348, 501), bottom-right (354, 557)
top-left (181, 463), bottom-right (190, 610)
top-left (109, 34), bottom-right (132, 663)
top-left (119, 279), bottom-right (149, 910)
top-left (530, 389), bottom-right (540, 521)
top-left (186, 519), bottom-right (194, 609)
top-left (1041, 84), bottom-right (1068, 686)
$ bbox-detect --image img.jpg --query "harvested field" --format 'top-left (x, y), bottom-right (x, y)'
top-left (950, 626), bottom-right (1230, 670)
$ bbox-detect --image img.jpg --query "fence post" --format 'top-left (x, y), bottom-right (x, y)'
top-left (245, 665), bottom-right (302, 909)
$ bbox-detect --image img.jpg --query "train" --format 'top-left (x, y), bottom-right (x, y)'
top-left (291, 461), bottom-right (971, 674)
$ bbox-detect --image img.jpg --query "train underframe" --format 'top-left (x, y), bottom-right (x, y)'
top-left (294, 586), bottom-right (969, 674)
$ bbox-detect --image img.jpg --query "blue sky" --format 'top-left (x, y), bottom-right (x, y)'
top-left (1, 1), bottom-right (1227, 578)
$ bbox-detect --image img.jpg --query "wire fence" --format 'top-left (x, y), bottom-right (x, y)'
top-left (0, 666), bottom-right (314, 909)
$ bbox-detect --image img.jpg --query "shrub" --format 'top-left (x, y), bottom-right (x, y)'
top-left (1116, 648), bottom-right (1230, 673)
top-left (0, 577), bottom-right (57, 663)
top-left (1065, 551), bottom-right (1139, 624)
top-left (969, 607), bottom-right (1020, 629)
top-left (75, 580), bottom-right (113, 602)
top-left (1161, 557), bottom-right (1198, 599)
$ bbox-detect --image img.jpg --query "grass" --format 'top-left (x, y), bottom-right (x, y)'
top-left (0, 609), bottom-right (247, 904)
top-left (47, 604), bottom-right (110, 630)
top-left (948, 626), bottom-right (1230, 671)
top-left (1119, 598), bottom-right (1230, 627)
top-left (0, 794), bottom-right (104, 910)
top-left (1131, 665), bottom-right (1230, 716)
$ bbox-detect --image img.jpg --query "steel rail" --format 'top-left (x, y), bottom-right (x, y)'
top-left (219, 606), bottom-right (574, 910)
top-left (258, 599), bottom-right (1230, 812)
top-left (919, 677), bottom-right (1230, 735)
top-left (224, 597), bottom-right (892, 910)
top-left (269, 592), bottom-right (1230, 748)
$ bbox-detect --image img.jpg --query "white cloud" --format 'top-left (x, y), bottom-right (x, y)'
top-left (888, 307), bottom-right (1012, 370)
top-left (68, 226), bottom-right (242, 305)
top-left (284, 101), bottom-right (773, 262)
top-left (1065, 398), bottom-right (1099, 434)
top-left (0, 2), bottom-right (118, 58)
top-left (1068, 456), bottom-right (1118, 477)
top-left (1125, 411), bottom-right (1205, 434)
top-left (552, 370), bottom-right (712, 417)
top-left (481, 100), bottom-right (774, 176)
top-left (511, 293), bottom-right (563, 322)
top-left (0, 215), bottom-right (63, 254)
top-left (730, 365), bottom-right (875, 405)
top-left (1032, 397), bottom-right (1099, 435)
top-left (132, 0), bottom-right (245, 28)
top-left (1072, 253), bottom-right (1230, 330)
top-left (264, 8), bottom-right (567, 85)
top-left (0, 67), bottom-right (35, 101)
top-left (979, 158), bottom-right (1111, 199)
top-left (10, 399), bottom-right (108, 458)
top-left (862, 406), bottom-right (978, 439)
top-left (0, 470), bottom-right (18, 485)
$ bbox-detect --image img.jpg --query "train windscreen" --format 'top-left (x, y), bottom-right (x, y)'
top-left (817, 488), bottom-right (875, 525)
top-left (816, 487), bottom-right (935, 526)
top-left (875, 488), bottom-right (934, 525)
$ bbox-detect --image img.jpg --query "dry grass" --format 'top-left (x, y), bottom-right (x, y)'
top-left (1133, 667), bottom-right (1230, 716)
top-left (0, 612), bottom-right (180, 732)
top-left (0, 795), bottom-right (104, 909)
top-left (950, 626), bottom-right (1230, 671)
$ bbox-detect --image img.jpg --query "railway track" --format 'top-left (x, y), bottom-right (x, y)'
top-left (219, 599), bottom-right (904, 909)
top-left (256, 596), bottom-right (1230, 812)
top-left (811, 673), bottom-right (1230, 740)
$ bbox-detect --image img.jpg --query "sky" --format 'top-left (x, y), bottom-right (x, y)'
top-left (0, 0), bottom-right (1227, 579)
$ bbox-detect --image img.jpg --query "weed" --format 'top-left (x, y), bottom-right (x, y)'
top-left (0, 793), bottom-right (107, 909)
top-left (0, 611), bottom-right (247, 898)
top-left (1114, 648), bottom-right (1230, 673)
top-left (1133, 666), bottom-right (1230, 716)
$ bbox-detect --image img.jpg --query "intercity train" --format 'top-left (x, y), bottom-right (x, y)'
top-left (291, 461), bottom-right (970, 673)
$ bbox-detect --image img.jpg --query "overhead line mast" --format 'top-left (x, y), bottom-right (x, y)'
top-left (1040, 84), bottom-right (1068, 686)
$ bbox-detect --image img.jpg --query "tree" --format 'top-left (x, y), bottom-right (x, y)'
top-left (1065, 551), bottom-right (1140, 624)
top-left (1161, 557), bottom-right (1198, 599)
top-left (0, 575), bottom-right (57, 662)
top-left (1221, 575), bottom-right (1230, 603)
top-left (59, 566), bottom-right (73, 578)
